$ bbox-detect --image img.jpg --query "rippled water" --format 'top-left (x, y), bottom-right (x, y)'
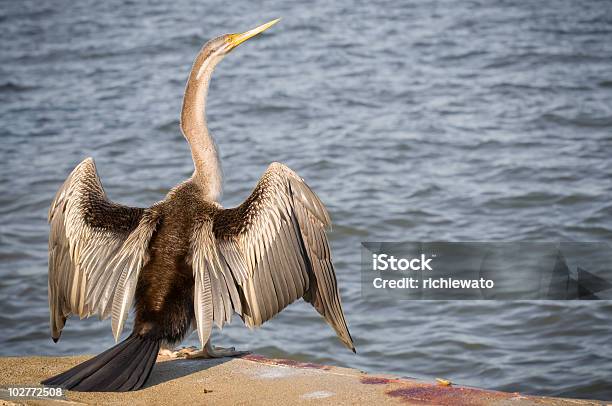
top-left (1, 0), bottom-right (612, 400)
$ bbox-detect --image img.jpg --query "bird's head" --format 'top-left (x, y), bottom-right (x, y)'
top-left (192, 19), bottom-right (280, 81)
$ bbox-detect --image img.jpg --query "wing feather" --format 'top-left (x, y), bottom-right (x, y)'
top-left (48, 157), bottom-right (160, 341)
top-left (208, 162), bottom-right (354, 351)
top-left (194, 269), bottom-right (213, 347)
top-left (190, 220), bottom-right (240, 346)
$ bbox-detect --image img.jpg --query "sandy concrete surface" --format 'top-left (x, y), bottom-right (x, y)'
top-left (0, 353), bottom-right (606, 405)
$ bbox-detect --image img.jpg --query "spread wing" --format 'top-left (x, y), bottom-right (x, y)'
top-left (48, 158), bottom-right (161, 342)
top-left (190, 162), bottom-right (354, 351)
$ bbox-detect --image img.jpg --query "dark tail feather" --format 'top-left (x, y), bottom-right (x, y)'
top-left (42, 334), bottom-right (160, 392)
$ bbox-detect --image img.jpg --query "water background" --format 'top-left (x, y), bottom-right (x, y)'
top-left (1, 0), bottom-right (612, 400)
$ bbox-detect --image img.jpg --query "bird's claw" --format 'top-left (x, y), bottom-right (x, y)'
top-left (166, 344), bottom-right (249, 359)
top-left (197, 345), bottom-right (250, 359)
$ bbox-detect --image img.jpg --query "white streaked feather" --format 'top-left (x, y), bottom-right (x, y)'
top-left (47, 157), bottom-right (160, 341)
top-left (190, 219), bottom-right (241, 347)
top-left (210, 162), bottom-right (353, 350)
top-left (110, 208), bottom-right (160, 341)
top-left (194, 270), bottom-right (213, 347)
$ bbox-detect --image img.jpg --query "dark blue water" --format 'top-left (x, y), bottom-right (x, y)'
top-left (1, 0), bottom-right (612, 400)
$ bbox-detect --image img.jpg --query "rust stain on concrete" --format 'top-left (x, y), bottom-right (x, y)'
top-left (359, 376), bottom-right (407, 385)
top-left (361, 376), bottom-right (393, 385)
top-left (386, 384), bottom-right (516, 405)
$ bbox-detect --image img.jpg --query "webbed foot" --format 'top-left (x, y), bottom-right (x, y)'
top-left (176, 342), bottom-right (250, 359)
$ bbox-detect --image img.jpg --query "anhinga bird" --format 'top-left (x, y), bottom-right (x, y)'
top-left (42, 19), bottom-right (354, 392)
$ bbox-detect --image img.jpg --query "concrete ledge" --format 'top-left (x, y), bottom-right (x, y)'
top-left (0, 354), bottom-right (603, 405)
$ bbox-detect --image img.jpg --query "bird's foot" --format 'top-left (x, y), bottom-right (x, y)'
top-left (176, 342), bottom-right (249, 359)
top-left (158, 348), bottom-right (183, 358)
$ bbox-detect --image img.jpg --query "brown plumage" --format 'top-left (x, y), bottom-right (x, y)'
top-left (43, 20), bottom-right (354, 392)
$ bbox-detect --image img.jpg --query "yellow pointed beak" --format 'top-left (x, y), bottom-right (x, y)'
top-left (228, 19), bottom-right (280, 49)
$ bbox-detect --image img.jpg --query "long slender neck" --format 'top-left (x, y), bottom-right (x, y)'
top-left (180, 51), bottom-right (223, 201)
